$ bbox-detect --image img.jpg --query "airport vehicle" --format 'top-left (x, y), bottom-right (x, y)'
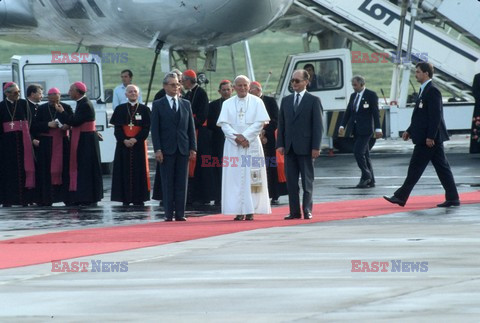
top-left (0, 54), bottom-right (115, 170)
top-left (272, 0), bottom-right (479, 151)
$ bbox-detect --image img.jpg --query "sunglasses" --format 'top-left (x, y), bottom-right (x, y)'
top-left (290, 78), bottom-right (304, 84)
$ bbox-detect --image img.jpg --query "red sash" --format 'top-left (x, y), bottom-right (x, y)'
top-left (2, 121), bottom-right (35, 188)
top-left (122, 125), bottom-right (141, 137)
top-left (69, 121), bottom-right (96, 191)
top-left (40, 128), bottom-right (69, 185)
top-left (122, 125), bottom-right (151, 190)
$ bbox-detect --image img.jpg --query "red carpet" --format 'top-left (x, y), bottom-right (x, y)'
top-left (1, 191), bottom-right (479, 269)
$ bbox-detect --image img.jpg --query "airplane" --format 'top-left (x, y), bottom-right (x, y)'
top-left (0, 0), bottom-right (294, 64)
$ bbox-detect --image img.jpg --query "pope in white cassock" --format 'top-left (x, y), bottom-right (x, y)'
top-left (217, 75), bottom-right (272, 220)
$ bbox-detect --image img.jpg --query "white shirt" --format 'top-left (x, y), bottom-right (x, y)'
top-left (418, 79), bottom-right (432, 97)
top-left (353, 89), bottom-right (365, 112)
top-left (293, 89), bottom-right (307, 106)
top-left (113, 84), bottom-right (143, 109)
top-left (165, 94), bottom-right (178, 110)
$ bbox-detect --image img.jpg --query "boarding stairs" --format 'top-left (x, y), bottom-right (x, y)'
top-left (292, 0), bottom-right (480, 100)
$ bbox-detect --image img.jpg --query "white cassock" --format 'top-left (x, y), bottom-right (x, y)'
top-left (217, 93), bottom-right (272, 215)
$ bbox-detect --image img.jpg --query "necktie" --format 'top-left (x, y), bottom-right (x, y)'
top-left (294, 93), bottom-right (300, 112)
top-left (353, 93), bottom-right (360, 112)
top-left (172, 98), bottom-right (177, 112)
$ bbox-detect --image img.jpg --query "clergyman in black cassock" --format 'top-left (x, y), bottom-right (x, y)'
top-left (0, 82), bottom-right (35, 206)
top-left (183, 69), bottom-right (214, 205)
top-left (55, 82), bottom-right (103, 206)
top-left (207, 80), bottom-right (233, 205)
top-left (249, 81), bottom-right (287, 204)
top-left (32, 88), bottom-right (73, 206)
top-left (110, 85), bottom-right (151, 206)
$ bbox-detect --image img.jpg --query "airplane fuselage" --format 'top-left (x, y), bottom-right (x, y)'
top-left (0, 0), bottom-right (293, 50)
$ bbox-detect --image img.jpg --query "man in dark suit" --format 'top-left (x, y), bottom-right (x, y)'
top-left (277, 69), bottom-right (323, 220)
top-left (384, 62), bottom-right (460, 208)
top-left (151, 73), bottom-right (197, 221)
top-left (339, 75), bottom-right (382, 188)
top-left (470, 73), bottom-right (480, 153)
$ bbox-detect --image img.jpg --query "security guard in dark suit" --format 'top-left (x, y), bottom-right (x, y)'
top-left (339, 75), bottom-right (382, 188)
top-left (384, 62), bottom-right (459, 208)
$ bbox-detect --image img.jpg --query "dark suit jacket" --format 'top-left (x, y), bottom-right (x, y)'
top-left (151, 96), bottom-right (196, 156)
top-left (277, 91), bottom-right (323, 155)
top-left (407, 81), bottom-right (449, 145)
top-left (340, 88), bottom-right (381, 137)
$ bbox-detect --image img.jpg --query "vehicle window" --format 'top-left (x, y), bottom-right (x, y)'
top-left (23, 63), bottom-right (101, 101)
top-left (293, 58), bottom-right (343, 92)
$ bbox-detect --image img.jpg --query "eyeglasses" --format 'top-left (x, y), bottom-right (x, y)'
top-left (167, 83), bottom-right (181, 87)
top-left (7, 91), bottom-right (20, 95)
top-left (290, 79), bottom-right (304, 84)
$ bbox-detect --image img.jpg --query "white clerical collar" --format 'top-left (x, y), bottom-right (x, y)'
top-left (28, 99), bottom-right (39, 105)
top-left (6, 98), bottom-right (15, 104)
top-left (128, 101), bottom-right (138, 105)
top-left (76, 95), bottom-right (86, 102)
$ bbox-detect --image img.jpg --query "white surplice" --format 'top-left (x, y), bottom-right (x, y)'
top-left (217, 93), bottom-right (272, 215)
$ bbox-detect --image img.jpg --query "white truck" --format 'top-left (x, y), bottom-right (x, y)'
top-left (273, 0), bottom-right (479, 152)
top-left (275, 48), bottom-right (474, 152)
top-left (1, 54), bottom-right (115, 171)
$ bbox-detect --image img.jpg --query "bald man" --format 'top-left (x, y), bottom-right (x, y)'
top-left (55, 82), bottom-right (103, 206)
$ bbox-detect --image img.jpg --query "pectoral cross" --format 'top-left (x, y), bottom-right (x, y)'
top-left (238, 108), bottom-right (244, 119)
top-left (128, 122), bottom-right (134, 130)
top-left (9, 121), bottom-right (14, 130)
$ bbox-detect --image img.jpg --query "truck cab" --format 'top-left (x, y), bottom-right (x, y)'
top-left (7, 54), bottom-right (115, 169)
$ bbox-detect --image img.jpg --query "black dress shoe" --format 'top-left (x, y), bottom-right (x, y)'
top-left (175, 217), bottom-right (187, 221)
top-left (284, 214), bottom-right (301, 220)
top-left (383, 195), bottom-right (405, 207)
top-left (234, 215), bottom-right (245, 221)
top-left (304, 213), bottom-right (312, 220)
top-left (368, 182), bottom-right (376, 188)
top-left (356, 179), bottom-right (372, 188)
top-left (165, 217), bottom-right (173, 222)
top-left (122, 202), bottom-right (130, 206)
top-left (271, 199), bottom-right (280, 205)
top-left (133, 202), bottom-right (144, 206)
top-left (437, 200), bottom-right (460, 207)
top-left (245, 214), bottom-right (254, 221)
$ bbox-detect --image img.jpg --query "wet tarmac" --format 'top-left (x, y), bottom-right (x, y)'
top-left (0, 137), bottom-right (479, 321)
top-left (1, 136), bottom-right (478, 236)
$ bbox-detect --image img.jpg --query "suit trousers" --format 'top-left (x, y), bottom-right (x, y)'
top-left (160, 152), bottom-right (189, 219)
top-left (394, 143), bottom-right (459, 202)
top-left (353, 133), bottom-right (374, 182)
top-left (285, 149), bottom-right (314, 216)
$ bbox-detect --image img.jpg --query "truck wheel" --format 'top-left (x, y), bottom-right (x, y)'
top-left (333, 137), bottom-right (376, 153)
top-left (102, 162), bottom-right (113, 175)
